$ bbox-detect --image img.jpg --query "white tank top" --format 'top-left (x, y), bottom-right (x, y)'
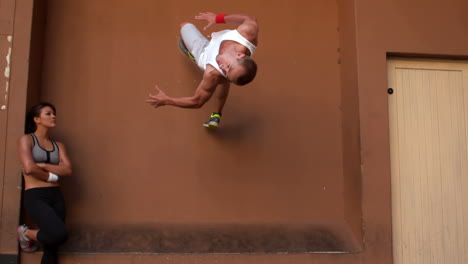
top-left (197, 30), bottom-right (257, 77)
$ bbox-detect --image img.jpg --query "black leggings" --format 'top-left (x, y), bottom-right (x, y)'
top-left (24, 187), bottom-right (68, 264)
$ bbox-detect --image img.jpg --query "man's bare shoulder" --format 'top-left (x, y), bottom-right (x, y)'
top-left (237, 17), bottom-right (258, 45)
top-left (198, 65), bottom-right (225, 92)
top-left (204, 65), bottom-right (225, 81)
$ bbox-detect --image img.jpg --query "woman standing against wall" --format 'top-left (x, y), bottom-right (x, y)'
top-left (16, 102), bottom-right (72, 264)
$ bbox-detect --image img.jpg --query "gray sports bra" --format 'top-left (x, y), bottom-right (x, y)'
top-left (30, 133), bottom-right (60, 165)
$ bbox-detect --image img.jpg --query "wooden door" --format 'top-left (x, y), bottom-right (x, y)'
top-left (388, 58), bottom-right (468, 264)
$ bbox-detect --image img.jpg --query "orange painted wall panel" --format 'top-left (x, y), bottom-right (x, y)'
top-left (33, 0), bottom-right (356, 254)
top-left (353, 0), bottom-right (468, 263)
top-left (0, 0), bottom-right (15, 34)
top-left (0, 0), bottom-right (34, 258)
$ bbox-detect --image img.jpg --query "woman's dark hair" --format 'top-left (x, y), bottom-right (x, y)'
top-left (25, 102), bottom-right (56, 134)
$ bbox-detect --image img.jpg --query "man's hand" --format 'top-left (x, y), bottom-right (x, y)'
top-left (146, 85), bottom-right (168, 108)
top-left (195, 12), bottom-right (216, 30)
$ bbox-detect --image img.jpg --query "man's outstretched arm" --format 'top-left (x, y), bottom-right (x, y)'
top-left (195, 12), bottom-right (258, 44)
top-left (146, 71), bottom-right (221, 109)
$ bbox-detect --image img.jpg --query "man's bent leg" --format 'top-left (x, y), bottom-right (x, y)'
top-left (214, 84), bottom-right (230, 114)
top-left (180, 23), bottom-right (209, 62)
top-left (203, 84), bottom-right (230, 129)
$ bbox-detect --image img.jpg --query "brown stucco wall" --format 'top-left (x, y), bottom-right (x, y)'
top-left (0, 0), bottom-right (34, 261)
top-left (32, 0), bottom-right (360, 255)
top-left (338, 0), bottom-right (362, 246)
top-left (355, 0), bottom-right (468, 263)
top-left (26, 0), bottom-right (47, 107)
top-left (0, 30), bottom-right (13, 257)
top-left (2, 0), bottom-right (467, 263)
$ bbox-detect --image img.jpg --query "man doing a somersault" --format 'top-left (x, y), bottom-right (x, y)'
top-left (146, 12), bottom-right (259, 129)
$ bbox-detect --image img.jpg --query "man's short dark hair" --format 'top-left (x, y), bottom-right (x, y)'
top-left (233, 56), bottom-right (257, 86)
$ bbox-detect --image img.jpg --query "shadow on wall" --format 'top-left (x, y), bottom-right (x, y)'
top-left (204, 110), bottom-right (264, 144)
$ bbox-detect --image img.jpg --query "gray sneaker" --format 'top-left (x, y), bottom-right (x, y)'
top-left (17, 225), bottom-right (38, 253)
top-left (178, 39), bottom-right (196, 62)
top-left (203, 112), bottom-right (222, 129)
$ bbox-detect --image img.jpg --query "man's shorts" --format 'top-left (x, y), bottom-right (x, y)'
top-left (180, 23), bottom-right (209, 63)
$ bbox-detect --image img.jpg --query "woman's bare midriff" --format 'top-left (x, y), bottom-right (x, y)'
top-left (23, 174), bottom-right (59, 190)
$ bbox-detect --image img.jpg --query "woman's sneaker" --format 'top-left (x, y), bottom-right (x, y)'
top-left (203, 112), bottom-right (222, 129)
top-left (17, 225), bottom-right (38, 253)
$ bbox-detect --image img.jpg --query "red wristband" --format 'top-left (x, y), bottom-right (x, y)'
top-left (215, 14), bottom-right (226, 24)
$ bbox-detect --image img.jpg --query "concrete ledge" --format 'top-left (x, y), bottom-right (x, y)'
top-left (58, 221), bottom-right (361, 254)
top-left (21, 252), bottom-right (361, 264)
